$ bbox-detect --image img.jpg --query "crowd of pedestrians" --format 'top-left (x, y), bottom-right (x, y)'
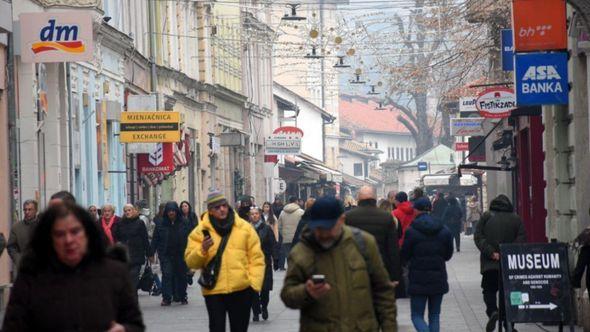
top-left (1, 187), bottom-right (590, 332)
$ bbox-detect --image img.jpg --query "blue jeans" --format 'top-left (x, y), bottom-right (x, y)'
top-left (410, 294), bottom-right (443, 332)
top-left (277, 242), bottom-right (291, 270)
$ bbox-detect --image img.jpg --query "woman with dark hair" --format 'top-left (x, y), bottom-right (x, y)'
top-left (112, 204), bottom-right (151, 290)
top-left (1, 204), bottom-right (145, 331)
top-left (180, 201), bottom-right (198, 230)
top-left (262, 201), bottom-right (278, 241)
top-left (249, 207), bottom-right (277, 322)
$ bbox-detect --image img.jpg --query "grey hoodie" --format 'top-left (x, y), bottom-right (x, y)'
top-left (278, 203), bottom-right (304, 244)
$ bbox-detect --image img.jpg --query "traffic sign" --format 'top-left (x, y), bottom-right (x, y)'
top-left (417, 162), bottom-right (428, 171)
top-left (515, 52), bottom-right (569, 106)
top-left (120, 111), bottom-right (181, 143)
top-left (500, 243), bottom-right (572, 324)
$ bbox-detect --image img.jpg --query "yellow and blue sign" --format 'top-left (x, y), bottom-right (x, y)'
top-left (501, 29), bottom-right (514, 71)
top-left (515, 52), bottom-right (569, 106)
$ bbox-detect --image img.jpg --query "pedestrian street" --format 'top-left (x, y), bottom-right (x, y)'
top-left (141, 235), bottom-right (583, 332)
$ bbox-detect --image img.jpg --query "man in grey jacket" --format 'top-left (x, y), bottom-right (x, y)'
top-left (7, 200), bottom-right (39, 268)
top-left (474, 194), bottom-right (526, 332)
top-left (277, 196), bottom-right (304, 270)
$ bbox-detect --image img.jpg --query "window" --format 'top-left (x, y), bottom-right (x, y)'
top-left (406, 147), bottom-right (410, 160)
top-left (387, 148), bottom-right (391, 159)
top-left (375, 141), bottom-right (378, 149)
top-left (396, 147), bottom-right (400, 160)
top-left (353, 163), bottom-right (363, 177)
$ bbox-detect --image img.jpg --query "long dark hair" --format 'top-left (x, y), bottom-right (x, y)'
top-left (262, 201), bottom-right (276, 224)
top-left (23, 204), bottom-right (106, 272)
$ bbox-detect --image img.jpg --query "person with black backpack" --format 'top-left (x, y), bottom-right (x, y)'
top-left (280, 196), bottom-right (397, 331)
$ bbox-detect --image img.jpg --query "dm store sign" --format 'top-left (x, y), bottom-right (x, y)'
top-left (515, 52), bottom-right (568, 106)
top-left (20, 12), bottom-right (94, 63)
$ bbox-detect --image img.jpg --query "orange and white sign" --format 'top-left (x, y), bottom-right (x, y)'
top-left (512, 0), bottom-right (567, 52)
top-left (20, 12), bottom-right (94, 63)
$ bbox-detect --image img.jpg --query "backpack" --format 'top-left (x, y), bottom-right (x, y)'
top-left (350, 226), bottom-right (373, 274)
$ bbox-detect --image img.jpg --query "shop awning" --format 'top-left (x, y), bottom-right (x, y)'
top-left (422, 174), bottom-right (477, 187)
top-left (342, 174), bottom-right (374, 188)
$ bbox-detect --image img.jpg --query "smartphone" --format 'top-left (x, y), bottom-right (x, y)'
top-left (203, 229), bottom-right (211, 238)
top-left (312, 274), bottom-right (326, 284)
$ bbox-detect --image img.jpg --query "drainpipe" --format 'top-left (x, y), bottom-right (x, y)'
top-left (7, 32), bottom-right (19, 224)
top-left (66, 63), bottom-right (74, 193)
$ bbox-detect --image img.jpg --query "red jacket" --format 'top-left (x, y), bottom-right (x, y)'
top-left (393, 201), bottom-right (416, 246)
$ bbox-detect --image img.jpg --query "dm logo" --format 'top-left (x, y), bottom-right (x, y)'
top-left (31, 19), bottom-right (85, 55)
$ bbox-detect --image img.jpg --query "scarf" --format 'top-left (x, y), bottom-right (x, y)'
top-left (209, 212), bottom-right (235, 237)
top-left (253, 219), bottom-right (264, 230)
top-left (101, 216), bottom-right (116, 244)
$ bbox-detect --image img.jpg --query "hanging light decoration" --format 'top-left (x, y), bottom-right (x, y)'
top-left (333, 56), bottom-right (351, 68)
top-left (367, 85), bottom-right (379, 95)
top-left (282, 4), bottom-right (306, 21)
top-left (374, 101), bottom-right (387, 110)
top-left (304, 45), bottom-right (323, 59)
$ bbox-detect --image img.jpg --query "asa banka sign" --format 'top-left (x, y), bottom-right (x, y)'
top-left (20, 12), bottom-right (94, 63)
top-left (515, 52), bottom-right (569, 106)
top-left (500, 243), bottom-right (572, 324)
top-left (265, 126), bottom-right (303, 155)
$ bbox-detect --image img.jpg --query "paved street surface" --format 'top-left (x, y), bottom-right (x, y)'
top-left (141, 236), bottom-right (581, 331)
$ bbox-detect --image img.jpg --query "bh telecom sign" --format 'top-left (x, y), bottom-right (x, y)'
top-left (515, 52), bottom-right (569, 106)
top-left (20, 12), bottom-right (94, 63)
top-left (120, 112), bottom-right (181, 143)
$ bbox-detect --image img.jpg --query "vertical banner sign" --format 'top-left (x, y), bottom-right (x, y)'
top-left (512, 0), bottom-right (567, 52)
top-left (500, 243), bottom-right (572, 324)
top-left (20, 12), bottom-right (94, 63)
top-left (515, 52), bottom-right (569, 106)
top-left (501, 29), bottom-right (514, 71)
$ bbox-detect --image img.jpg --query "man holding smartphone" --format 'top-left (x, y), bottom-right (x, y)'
top-left (185, 190), bottom-right (265, 332)
top-left (281, 196), bottom-right (397, 331)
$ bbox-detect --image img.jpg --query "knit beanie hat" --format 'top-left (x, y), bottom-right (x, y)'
top-left (206, 190), bottom-right (227, 207)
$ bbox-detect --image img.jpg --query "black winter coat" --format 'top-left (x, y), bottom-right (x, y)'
top-left (254, 221), bottom-right (277, 290)
top-left (474, 195), bottom-right (527, 273)
top-left (443, 199), bottom-right (463, 234)
top-left (151, 203), bottom-right (192, 259)
top-left (401, 213), bottom-right (453, 296)
top-left (112, 216), bottom-right (150, 266)
top-left (2, 258), bottom-right (145, 332)
top-left (572, 245), bottom-right (590, 290)
top-left (346, 200), bottom-right (401, 281)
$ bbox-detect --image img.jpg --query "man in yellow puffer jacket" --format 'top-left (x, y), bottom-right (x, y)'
top-left (185, 190), bottom-right (265, 332)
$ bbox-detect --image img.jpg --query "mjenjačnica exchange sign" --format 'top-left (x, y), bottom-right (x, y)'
top-left (120, 112), bottom-right (181, 143)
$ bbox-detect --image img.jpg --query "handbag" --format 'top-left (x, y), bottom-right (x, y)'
top-left (138, 263), bottom-right (155, 292)
top-left (198, 231), bottom-right (231, 289)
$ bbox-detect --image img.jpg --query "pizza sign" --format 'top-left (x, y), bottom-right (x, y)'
top-left (476, 88), bottom-right (517, 118)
